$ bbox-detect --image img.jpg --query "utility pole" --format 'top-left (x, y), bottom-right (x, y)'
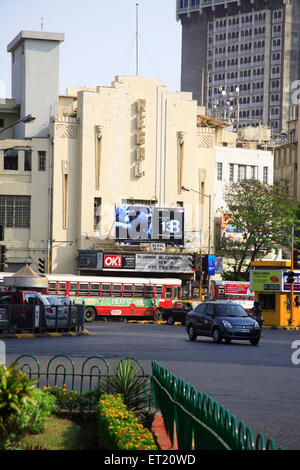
top-left (136, 3), bottom-right (139, 76)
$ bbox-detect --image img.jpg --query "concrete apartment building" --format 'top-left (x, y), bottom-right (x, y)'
top-left (273, 106), bottom-right (300, 202)
top-left (176, 0), bottom-right (300, 134)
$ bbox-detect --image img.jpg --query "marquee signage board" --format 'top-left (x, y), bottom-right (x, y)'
top-left (135, 253), bottom-right (191, 273)
top-left (115, 205), bottom-right (184, 246)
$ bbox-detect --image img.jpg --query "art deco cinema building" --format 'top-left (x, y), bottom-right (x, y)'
top-left (177, 0), bottom-right (300, 133)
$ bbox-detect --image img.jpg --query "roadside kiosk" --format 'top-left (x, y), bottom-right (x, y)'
top-left (250, 261), bottom-right (300, 327)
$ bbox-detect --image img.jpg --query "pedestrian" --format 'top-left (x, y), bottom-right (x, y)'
top-left (251, 301), bottom-right (263, 328)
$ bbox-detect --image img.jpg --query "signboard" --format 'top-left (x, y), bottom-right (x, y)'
top-left (207, 255), bottom-right (215, 276)
top-left (103, 254), bottom-right (135, 270)
top-left (225, 283), bottom-right (250, 295)
top-left (135, 254), bottom-right (191, 273)
top-left (77, 252), bottom-right (103, 270)
top-left (78, 251), bottom-right (192, 273)
top-left (251, 270), bottom-right (281, 292)
top-left (115, 205), bottom-right (184, 246)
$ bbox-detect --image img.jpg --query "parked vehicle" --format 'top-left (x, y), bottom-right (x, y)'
top-left (0, 291), bottom-right (71, 331)
top-left (185, 301), bottom-right (261, 345)
top-left (41, 295), bottom-right (66, 315)
top-left (161, 301), bottom-right (193, 325)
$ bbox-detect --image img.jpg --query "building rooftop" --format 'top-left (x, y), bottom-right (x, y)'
top-left (7, 30), bottom-right (65, 53)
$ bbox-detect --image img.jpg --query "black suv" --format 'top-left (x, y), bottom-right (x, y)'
top-left (185, 301), bottom-right (261, 345)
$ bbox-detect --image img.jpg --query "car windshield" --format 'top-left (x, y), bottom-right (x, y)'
top-left (46, 296), bottom-right (61, 306)
top-left (214, 304), bottom-right (248, 317)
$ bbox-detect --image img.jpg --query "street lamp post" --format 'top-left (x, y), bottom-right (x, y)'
top-left (0, 114), bottom-right (36, 136)
top-left (181, 185), bottom-right (212, 299)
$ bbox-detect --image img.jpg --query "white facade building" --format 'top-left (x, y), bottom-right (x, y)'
top-left (214, 144), bottom-right (274, 243)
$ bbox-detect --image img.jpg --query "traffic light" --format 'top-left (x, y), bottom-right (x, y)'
top-left (287, 271), bottom-right (295, 284)
top-left (293, 249), bottom-right (300, 269)
top-left (0, 245), bottom-right (7, 271)
top-left (188, 253), bottom-right (197, 270)
top-left (38, 257), bottom-right (46, 274)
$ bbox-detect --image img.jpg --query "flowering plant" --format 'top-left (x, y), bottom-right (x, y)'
top-left (97, 394), bottom-right (157, 450)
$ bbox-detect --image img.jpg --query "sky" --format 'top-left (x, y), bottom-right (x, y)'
top-left (0, 0), bottom-right (182, 99)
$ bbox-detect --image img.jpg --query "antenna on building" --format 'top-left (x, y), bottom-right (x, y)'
top-left (41, 17), bottom-right (44, 31)
top-left (136, 3), bottom-right (139, 76)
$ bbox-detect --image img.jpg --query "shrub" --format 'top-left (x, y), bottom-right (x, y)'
top-left (0, 362), bottom-right (36, 435)
top-left (97, 394), bottom-right (157, 451)
top-left (43, 384), bottom-right (101, 413)
top-left (101, 359), bottom-right (150, 414)
top-left (12, 388), bottom-right (57, 434)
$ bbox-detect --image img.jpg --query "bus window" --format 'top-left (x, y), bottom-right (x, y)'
top-left (173, 287), bottom-right (179, 299)
top-left (155, 285), bottom-right (163, 298)
top-left (101, 283), bottom-right (111, 297)
top-left (90, 283), bottom-right (100, 296)
top-left (165, 287), bottom-right (172, 299)
top-left (79, 283), bottom-right (89, 296)
top-left (69, 282), bottom-right (77, 296)
top-left (48, 282), bottom-right (57, 294)
top-left (123, 284), bottom-right (133, 297)
top-left (134, 284), bottom-right (144, 298)
top-left (112, 283), bottom-right (122, 297)
top-left (145, 285), bottom-right (154, 298)
top-left (58, 282), bottom-right (66, 295)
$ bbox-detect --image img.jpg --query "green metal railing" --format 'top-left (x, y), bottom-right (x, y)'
top-left (13, 354), bottom-right (146, 394)
top-left (151, 361), bottom-right (282, 451)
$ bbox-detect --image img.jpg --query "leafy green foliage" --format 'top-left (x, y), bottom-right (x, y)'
top-left (218, 180), bottom-right (298, 277)
top-left (0, 362), bottom-right (36, 435)
top-left (101, 359), bottom-right (150, 414)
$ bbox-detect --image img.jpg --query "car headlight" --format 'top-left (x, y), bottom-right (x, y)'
top-left (222, 320), bottom-right (232, 329)
top-left (254, 321), bottom-right (260, 329)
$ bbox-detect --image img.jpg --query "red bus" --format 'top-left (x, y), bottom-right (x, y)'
top-left (0, 273), bottom-right (182, 322)
top-left (210, 280), bottom-right (254, 312)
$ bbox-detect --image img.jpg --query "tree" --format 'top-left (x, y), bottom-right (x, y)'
top-left (218, 179), bottom-right (298, 279)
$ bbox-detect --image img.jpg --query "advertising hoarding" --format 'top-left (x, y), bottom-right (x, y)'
top-left (115, 205), bottom-right (184, 246)
top-left (251, 270), bottom-right (281, 292)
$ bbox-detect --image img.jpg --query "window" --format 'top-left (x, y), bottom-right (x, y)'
top-left (263, 166), bottom-right (268, 184)
top-left (123, 284), bottom-right (133, 297)
top-left (134, 284), bottom-right (144, 298)
top-left (90, 283), bottom-right (100, 296)
top-left (250, 166), bottom-right (257, 179)
top-left (0, 195), bottom-right (31, 228)
top-left (145, 285), bottom-right (154, 298)
top-left (69, 282), bottom-right (77, 296)
top-left (155, 285), bottom-right (163, 298)
top-left (238, 165), bottom-right (246, 181)
top-left (165, 287), bottom-right (172, 300)
top-left (94, 198), bottom-right (101, 231)
top-left (78, 283), bottom-right (89, 296)
top-left (173, 287), bottom-right (179, 300)
top-left (4, 149), bottom-right (18, 170)
top-left (38, 151), bottom-right (46, 171)
top-left (112, 283), bottom-right (122, 297)
top-left (0, 119), bottom-right (4, 128)
top-left (229, 164), bottom-right (234, 182)
top-left (24, 150), bottom-right (32, 171)
top-left (217, 162), bottom-right (223, 181)
top-left (48, 282), bottom-right (57, 294)
top-left (101, 283), bottom-right (111, 297)
top-left (58, 282), bottom-right (66, 295)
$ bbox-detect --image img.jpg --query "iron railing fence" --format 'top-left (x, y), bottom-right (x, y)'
top-left (10, 355), bottom-right (151, 412)
top-left (151, 361), bottom-right (282, 451)
top-left (0, 304), bottom-right (85, 334)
